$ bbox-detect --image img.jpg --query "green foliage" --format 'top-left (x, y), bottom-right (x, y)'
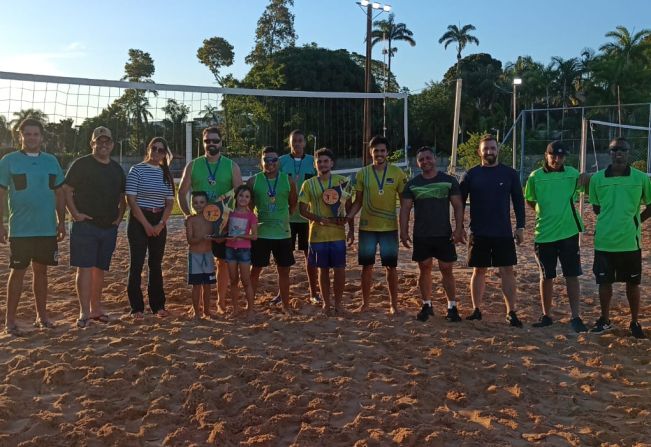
top-left (197, 37), bottom-right (234, 85)
top-left (457, 132), bottom-right (512, 169)
top-left (632, 160), bottom-right (647, 171)
top-left (438, 24), bottom-right (480, 76)
top-left (371, 13), bottom-right (416, 92)
top-left (246, 0), bottom-right (297, 65)
top-left (387, 148), bottom-right (404, 163)
top-left (122, 49), bottom-right (155, 82)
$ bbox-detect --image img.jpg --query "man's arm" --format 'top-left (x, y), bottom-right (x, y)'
top-left (0, 188), bottom-right (7, 244)
top-left (62, 184), bottom-right (91, 221)
top-left (288, 178), bottom-right (298, 214)
top-left (113, 193), bottom-right (127, 226)
top-left (398, 197), bottom-right (412, 248)
top-left (231, 162), bottom-right (243, 189)
top-left (511, 171), bottom-right (526, 244)
top-left (55, 186), bottom-right (66, 241)
top-left (177, 161), bottom-right (193, 217)
top-left (450, 194), bottom-right (467, 244)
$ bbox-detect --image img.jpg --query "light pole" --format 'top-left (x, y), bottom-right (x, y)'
top-left (512, 77), bottom-right (522, 168)
top-left (356, 0), bottom-right (391, 165)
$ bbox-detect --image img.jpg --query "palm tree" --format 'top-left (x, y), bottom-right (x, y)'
top-left (438, 24), bottom-right (479, 77)
top-left (371, 13), bottom-right (416, 91)
top-left (600, 25), bottom-right (651, 63)
top-left (10, 108), bottom-right (48, 130)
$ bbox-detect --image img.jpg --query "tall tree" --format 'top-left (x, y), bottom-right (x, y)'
top-left (246, 0), bottom-right (297, 64)
top-left (197, 37), bottom-right (235, 85)
top-left (122, 49), bottom-right (155, 82)
top-left (162, 99), bottom-right (190, 152)
top-left (438, 24), bottom-right (479, 77)
top-left (370, 13), bottom-right (416, 92)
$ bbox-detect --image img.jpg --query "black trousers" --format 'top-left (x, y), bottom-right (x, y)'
top-left (127, 210), bottom-right (167, 313)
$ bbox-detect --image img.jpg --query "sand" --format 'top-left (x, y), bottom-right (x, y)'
top-left (1, 207), bottom-right (650, 446)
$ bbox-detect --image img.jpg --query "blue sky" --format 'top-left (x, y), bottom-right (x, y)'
top-left (1, 0), bottom-right (650, 92)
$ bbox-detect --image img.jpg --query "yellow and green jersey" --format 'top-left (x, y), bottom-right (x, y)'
top-left (299, 174), bottom-right (348, 243)
top-left (355, 163), bottom-right (407, 232)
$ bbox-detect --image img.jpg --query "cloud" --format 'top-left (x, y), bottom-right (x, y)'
top-left (0, 42), bottom-right (86, 76)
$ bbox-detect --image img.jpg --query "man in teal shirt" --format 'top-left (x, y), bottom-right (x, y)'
top-left (524, 141), bottom-right (587, 332)
top-left (588, 137), bottom-right (651, 339)
top-left (0, 118), bottom-right (66, 335)
top-left (277, 129), bottom-right (319, 305)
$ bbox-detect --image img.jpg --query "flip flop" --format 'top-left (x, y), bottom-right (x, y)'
top-left (76, 317), bottom-right (90, 328)
top-left (90, 314), bottom-right (110, 323)
top-left (33, 318), bottom-right (56, 329)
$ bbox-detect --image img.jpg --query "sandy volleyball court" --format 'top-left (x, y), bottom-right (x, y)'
top-left (1, 207), bottom-right (650, 446)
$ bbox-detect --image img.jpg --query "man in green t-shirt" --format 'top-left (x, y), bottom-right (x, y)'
top-left (588, 137), bottom-right (651, 339)
top-left (524, 141), bottom-right (588, 333)
top-left (247, 147), bottom-right (298, 313)
top-left (346, 136), bottom-right (407, 315)
top-left (299, 148), bottom-right (351, 314)
top-left (178, 127), bottom-right (243, 315)
top-left (0, 118), bottom-right (66, 335)
top-left (278, 129), bottom-right (319, 305)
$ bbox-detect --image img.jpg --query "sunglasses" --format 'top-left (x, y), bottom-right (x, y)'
top-left (151, 146), bottom-right (167, 154)
top-left (263, 157), bottom-right (279, 164)
top-left (203, 139), bottom-right (221, 144)
top-left (610, 147), bottom-right (629, 152)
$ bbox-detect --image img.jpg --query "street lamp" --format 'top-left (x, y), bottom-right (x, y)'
top-left (512, 77), bottom-right (522, 168)
top-left (356, 0), bottom-right (392, 165)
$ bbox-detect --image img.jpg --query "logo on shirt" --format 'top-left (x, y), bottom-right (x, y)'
top-left (386, 178), bottom-right (395, 184)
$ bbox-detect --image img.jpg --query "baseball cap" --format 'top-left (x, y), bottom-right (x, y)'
top-left (91, 126), bottom-right (113, 142)
top-left (545, 140), bottom-right (568, 156)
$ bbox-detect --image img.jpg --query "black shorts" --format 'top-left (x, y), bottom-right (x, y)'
top-left (251, 238), bottom-right (296, 268)
top-left (593, 249), bottom-right (641, 285)
top-left (412, 236), bottom-right (457, 263)
top-left (9, 236), bottom-right (58, 269)
top-left (211, 241), bottom-right (226, 259)
top-left (290, 222), bottom-right (309, 251)
top-left (534, 234), bottom-right (582, 279)
top-left (468, 235), bottom-right (517, 268)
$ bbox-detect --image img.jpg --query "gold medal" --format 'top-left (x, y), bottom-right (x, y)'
top-left (203, 204), bottom-right (222, 222)
top-left (269, 196), bottom-right (276, 204)
top-left (322, 188), bottom-right (340, 205)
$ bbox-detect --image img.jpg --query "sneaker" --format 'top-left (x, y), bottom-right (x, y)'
top-left (465, 308), bottom-right (482, 321)
top-left (269, 294), bottom-right (282, 306)
top-left (532, 315), bottom-right (553, 328)
top-left (589, 317), bottom-right (613, 333)
top-left (416, 303), bottom-right (434, 322)
top-left (506, 311), bottom-right (523, 328)
top-left (310, 295), bottom-right (322, 305)
top-left (570, 317), bottom-right (588, 333)
top-left (445, 306), bottom-right (462, 322)
top-left (630, 321), bottom-right (647, 339)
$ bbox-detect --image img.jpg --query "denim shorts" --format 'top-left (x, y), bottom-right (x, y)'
top-left (70, 221), bottom-right (118, 271)
top-left (358, 230), bottom-right (398, 267)
top-left (224, 246), bottom-right (252, 264)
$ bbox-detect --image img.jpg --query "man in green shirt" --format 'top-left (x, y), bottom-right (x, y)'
top-left (247, 147), bottom-right (298, 313)
top-left (178, 127), bottom-right (243, 315)
top-left (278, 129), bottom-right (319, 305)
top-left (524, 141), bottom-right (588, 332)
top-left (588, 137), bottom-right (651, 339)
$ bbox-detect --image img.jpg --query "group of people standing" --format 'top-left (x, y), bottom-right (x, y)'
top-left (0, 120), bottom-right (648, 339)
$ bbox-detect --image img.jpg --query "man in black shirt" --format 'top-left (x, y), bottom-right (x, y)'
top-left (459, 134), bottom-right (526, 327)
top-left (400, 147), bottom-right (466, 322)
top-left (63, 126), bottom-right (126, 328)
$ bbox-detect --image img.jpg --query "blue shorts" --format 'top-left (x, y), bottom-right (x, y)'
top-left (224, 246), bottom-right (252, 264)
top-left (70, 221), bottom-right (118, 271)
top-left (308, 240), bottom-right (346, 269)
top-left (358, 230), bottom-right (398, 267)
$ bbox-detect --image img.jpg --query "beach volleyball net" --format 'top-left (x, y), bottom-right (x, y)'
top-left (0, 71), bottom-right (408, 175)
top-left (584, 119), bottom-right (651, 174)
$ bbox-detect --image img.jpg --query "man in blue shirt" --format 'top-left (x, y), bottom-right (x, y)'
top-left (460, 134), bottom-right (526, 327)
top-left (0, 118), bottom-right (66, 335)
top-left (276, 129), bottom-right (320, 305)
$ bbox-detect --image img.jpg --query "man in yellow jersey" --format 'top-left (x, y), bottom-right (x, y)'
top-left (247, 147), bottom-right (298, 313)
top-left (299, 148), bottom-right (351, 314)
top-left (178, 127), bottom-right (242, 315)
top-left (346, 136), bottom-right (407, 314)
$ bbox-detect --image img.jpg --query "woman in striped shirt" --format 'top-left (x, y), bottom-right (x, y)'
top-left (126, 137), bottom-right (175, 318)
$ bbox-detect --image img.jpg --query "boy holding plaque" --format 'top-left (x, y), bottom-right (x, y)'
top-left (299, 148), bottom-right (352, 314)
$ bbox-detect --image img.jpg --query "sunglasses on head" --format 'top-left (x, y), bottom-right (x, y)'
top-left (151, 146), bottom-right (167, 154)
top-left (263, 157), bottom-right (279, 164)
top-left (203, 138), bottom-right (221, 144)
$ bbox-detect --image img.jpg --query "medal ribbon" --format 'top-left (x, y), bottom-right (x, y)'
top-left (372, 164), bottom-right (388, 192)
top-left (317, 174), bottom-right (333, 193)
top-left (205, 156), bottom-right (221, 183)
top-left (265, 174), bottom-right (280, 197)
